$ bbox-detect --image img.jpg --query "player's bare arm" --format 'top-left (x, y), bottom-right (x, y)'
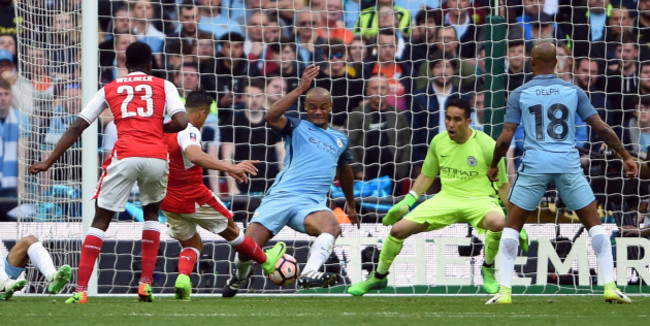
top-left (337, 164), bottom-right (359, 229)
top-left (184, 145), bottom-right (258, 184)
top-left (265, 64), bottom-right (320, 131)
top-left (163, 111), bottom-right (189, 133)
top-left (29, 117), bottom-right (90, 174)
top-left (488, 123), bottom-right (518, 182)
top-left (584, 114), bottom-right (637, 178)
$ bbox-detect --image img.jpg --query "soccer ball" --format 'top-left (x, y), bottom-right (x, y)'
top-left (268, 254), bottom-right (299, 286)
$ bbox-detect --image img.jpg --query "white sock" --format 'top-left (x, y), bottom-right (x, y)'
top-left (589, 225), bottom-right (615, 284)
top-left (234, 252), bottom-right (253, 280)
top-left (26, 241), bottom-right (57, 281)
top-left (498, 227), bottom-right (520, 288)
top-left (143, 220), bottom-right (162, 232)
top-left (302, 233), bottom-right (336, 275)
top-left (228, 232), bottom-right (245, 247)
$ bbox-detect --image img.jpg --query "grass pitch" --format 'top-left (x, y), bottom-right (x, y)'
top-left (0, 295), bottom-right (647, 326)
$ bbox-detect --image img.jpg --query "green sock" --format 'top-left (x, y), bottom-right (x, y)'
top-left (484, 230), bottom-right (502, 265)
top-left (377, 235), bottom-right (405, 275)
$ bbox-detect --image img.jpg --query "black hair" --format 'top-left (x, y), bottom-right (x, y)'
top-left (446, 97), bottom-right (473, 119)
top-left (185, 91), bottom-right (213, 112)
top-left (219, 32), bottom-right (245, 44)
top-left (125, 42), bottom-right (153, 70)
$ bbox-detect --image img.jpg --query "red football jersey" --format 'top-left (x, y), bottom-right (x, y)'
top-left (80, 72), bottom-right (185, 160)
top-left (161, 124), bottom-right (232, 217)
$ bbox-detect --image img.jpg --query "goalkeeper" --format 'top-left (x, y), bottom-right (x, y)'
top-left (348, 98), bottom-right (526, 296)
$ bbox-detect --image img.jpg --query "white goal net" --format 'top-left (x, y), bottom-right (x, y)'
top-left (2, 0), bottom-right (649, 296)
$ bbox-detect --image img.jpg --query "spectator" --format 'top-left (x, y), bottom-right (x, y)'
top-left (411, 50), bottom-right (469, 165)
top-left (516, 0), bottom-right (547, 40)
top-left (505, 39), bottom-right (532, 94)
top-left (197, 0), bottom-right (244, 40)
top-left (362, 29), bottom-right (412, 111)
top-left (173, 62), bottom-right (201, 99)
top-left (626, 96), bottom-right (650, 158)
top-left (414, 25), bottom-right (476, 91)
top-left (574, 58), bottom-right (614, 137)
top-left (607, 3), bottom-right (636, 58)
top-left (313, 39), bottom-right (363, 128)
top-left (347, 35), bottom-right (368, 78)
top-left (606, 32), bottom-right (639, 115)
top-left (98, 5), bottom-right (131, 68)
top-left (403, 7), bottom-right (442, 73)
top-left (354, 0), bottom-right (411, 39)
top-left (264, 74), bottom-right (299, 117)
top-left (164, 1), bottom-right (204, 64)
top-left (471, 84), bottom-right (485, 130)
top-left (49, 11), bottom-right (80, 70)
top-left (555, 42), bottom-right (572, 82)
top-left (636, 0), bottom-right (650, 57)
top-left (220, 79), bottom-right (285, 195)
top-left (129, 0), bottom-right (165, 64)
top-left (42, 83), bottom-right (83, 186)
top-left (14, 46), bottom-right (53, 119)
top-left (293, 9), bottom-right (326, 64)
top-left (318, 0), bottom-right (354, 44)
top-left (347, 75), bottom-right (411, 189)
top-left (100, 33), bottom-right (137, 84)
top-left (377, 4), bottom-right (406, 59)
top-left (0, 79), bottom-right (28, 198)
top-left (243, 10), bottom-right (269, 66)
top-left (560, 0), bottom-right (613, 60)
top-left (0, 34), bottom-right (16, 57)
top-left (443, 0), bottom-right (482, 60)
top-left (208, 32), bottom-right (260, 123)
top-left (266, 42), bottom-right (303, 93)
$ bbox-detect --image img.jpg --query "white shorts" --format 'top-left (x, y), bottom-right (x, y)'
top-left (95, 156), bottom-right (169, 212)
top-left (163, 202), bottom-right (230, 241)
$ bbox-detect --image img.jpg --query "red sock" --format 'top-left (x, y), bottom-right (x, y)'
top-left (178, 247), bottom-right (199, 276)
top-left (77, 234), bottom-right (104, 292)
top-left (234, 236), bottom-right (267, 264)
top-left (140, 229), bottom-right (161, 285)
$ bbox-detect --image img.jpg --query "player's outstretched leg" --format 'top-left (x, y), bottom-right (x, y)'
top-left (47, 264), bottom-right (72, 294)
top-left (485, 286), bottom-right (512, 304)
top-left (604, 282), bottom-right (632, 304)
top-left (347, 272), bottom-right (388, 296)
top-left (260, 241), bottom-right (287, 275)
top-left (174, 274), bottom-right (191, 300)
top-left (222, 253), bottom-right (253, 298)
top-left (0, 279), bottom-right (27, 301)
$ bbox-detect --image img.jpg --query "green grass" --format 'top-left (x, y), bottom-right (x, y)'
top-left (1, 295), bottom-right (648, 326)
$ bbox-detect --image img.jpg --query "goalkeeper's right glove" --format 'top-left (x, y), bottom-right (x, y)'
top-left (382, 192), bottom-right (418, 226)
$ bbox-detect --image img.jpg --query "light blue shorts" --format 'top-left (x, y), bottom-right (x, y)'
top-left (250, 193), bottom-right (331, 235)
top-left (509, 172), bottom-right (595, 211)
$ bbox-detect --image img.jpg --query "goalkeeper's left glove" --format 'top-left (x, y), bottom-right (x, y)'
top-left (382, 192), bottom-right (418, 226)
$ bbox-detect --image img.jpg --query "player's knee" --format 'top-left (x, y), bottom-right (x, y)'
top-left (483, 213), bottom-right (505, 232)
top-left (323, 222), bottom-right (341, 237)
top-left (389, 225), bottom-right (409, 240)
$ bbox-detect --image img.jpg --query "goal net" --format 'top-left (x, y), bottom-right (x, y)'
top-left (3, 0), bottom-right (649, 296)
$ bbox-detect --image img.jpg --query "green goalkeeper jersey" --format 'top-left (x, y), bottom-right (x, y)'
top-left (422, 128), bottom-right (508, 198)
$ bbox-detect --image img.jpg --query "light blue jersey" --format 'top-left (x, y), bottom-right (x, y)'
top-left (505, 75), bottom-right (597, 173)
top-left (267, 117), bottom-right (353, 198)
top-left (252, 117), bottom-right (353, 235)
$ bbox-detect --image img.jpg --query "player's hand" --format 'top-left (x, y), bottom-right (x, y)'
top-left (623, 157), bottom-right (638, 178)
top-left (228, 160), bottom-right (259, 184)
top-left (382, 193), bottom-right (417, 226)
top-left (486, 165), bottom-right (499, 182)
top-left (346, 205), bottom-right (360, 229)
top-left (298, 64), bottom-right (320, 91)
top-left (29, 162), bottom-right (50, 174)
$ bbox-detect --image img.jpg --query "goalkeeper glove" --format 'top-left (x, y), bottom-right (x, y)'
top-left (382, 192), bottom-right (418, 226)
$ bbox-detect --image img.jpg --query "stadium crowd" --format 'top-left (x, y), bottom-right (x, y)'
top-left (0, 0), bottom-right (650, 233)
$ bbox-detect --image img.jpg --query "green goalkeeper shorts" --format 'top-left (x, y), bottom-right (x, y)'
top-left (404, 192), bottom-right (504, 234)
